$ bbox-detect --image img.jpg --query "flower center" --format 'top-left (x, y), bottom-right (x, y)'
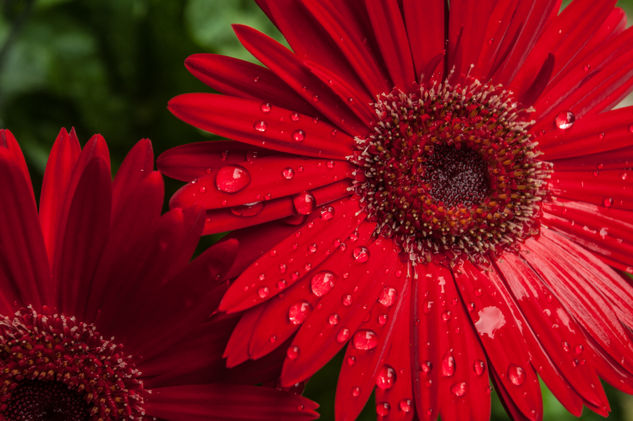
top-left (352, 79), bottom-right (550, 263)
top-left (0, 307), bottom-right (146, 420)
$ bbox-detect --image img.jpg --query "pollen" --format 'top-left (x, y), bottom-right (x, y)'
top-left (352, 78), bottom-right (550, 263)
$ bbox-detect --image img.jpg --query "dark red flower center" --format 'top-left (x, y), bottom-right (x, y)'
top-left (352, 79), bottom-right (550, 263)
top-left (0, 307), bottom-right (146, 420)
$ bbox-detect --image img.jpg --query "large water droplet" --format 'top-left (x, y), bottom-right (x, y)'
top-left (554, 111), bottom-right (575, 130)
top-left (258, 286), bottom-right (270, 299)
top-left (378, 287), bottom-right (397, 307)
top-left (451, 382), bottom-right (468, 397)
top-left (376, 365), bottom-right (396, 390)
top-left (352, 246), bottom-right (370, 263)
top-left (216, 165), bottom-right (251, 193)
top-left (310, 271), bottom-right (336, 297)
top-left (288, 301), bottom-right (312, 325)
top-left (507, 365), bottom-right (525, 386)
top-left (441, 354), bottom-right (456, 377)
top-left (286, 345), bottom-right (299, 360)
top-left (293, 191), bottom-right (316, 215)
top-left (352, 329), bottom-right (378, 351)
top-left (253, 120), bottom-right (267, 132)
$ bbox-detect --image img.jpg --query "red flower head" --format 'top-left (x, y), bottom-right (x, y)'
top-left (0, 129), bottom-right (318, 420)
top-left (161, 1), bottom-right (633, 420)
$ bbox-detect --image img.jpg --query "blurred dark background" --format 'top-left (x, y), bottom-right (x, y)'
top-left (1, 0), bottom-right (633, 420)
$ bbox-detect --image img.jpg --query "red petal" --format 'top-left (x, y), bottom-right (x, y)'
top-left (550, 169), bottom-right (633, 210)
top-left (412, 263), bottom-right (491, 421)
top-left (39, 128), bottom-right (81, 262)
top-left (0, 148), bottom-right (49, 309)
top-left (185, 53), bottom-right (315, 116)
top-left (0, 129), bottom-right (34, 191)
top-left (402, 0), bottom-right (445, 80)
top-left (170, 156), bottom-right (352, 210)
top-left (280, 223), bottom-right (393, 387)
top-left (225, 306), bottom-right (265, 368)
top-left (112, 139), bottom-right (155, 219)
top-left (169, 93), bottom-right (355, 159)
top-left (220, 198), bottom-right (364, 313)
top-left (232, 24), bottom-right (367, 135)
top-left (364, 0), bottom-right (415, 89)
top-left (147, 384), bottom-right (319, 421)
top-left (335, 253), bottom-right (408, 421)
top-left (453, 260), bottom-right (542, 421)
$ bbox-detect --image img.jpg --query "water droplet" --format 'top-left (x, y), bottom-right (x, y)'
top-left (628, 123), bottom-right (633, 134)
top-left (376, 365), bottom-right (396, 390)
top-left (451, 382), bottom-right (468, 397)
top-left (293, 191), bottom-right (316, 215)
top-left (376, 402), bottom-right (390, 417)
top-left (268, 335), bottom-right (277, 344)
top-left (342, 294), bottom-right (352, 306)
top-left (554, 111), bottom-right (575, 130)
top-left (320, 206), bottom-right (335, 221)
top-left (291, 112), bottom-right (300, 121)
top-left (603, 197), bottom-right (613, 208)
top-left (258, 286), bottom-right (270, 299)
top-left (288, 301), bottom-right (312, 325)
top-left (575, 344), bottom-right (584, 355)
top-left (337, 328), bottom-right (351, 343)
top-left (328, 313), bottom-right (340, 326)
top-left (253, 75), bottom-right (261, 83)
top-left (399, 399), bottom-right (412, 413)
top-left (310, 271), bottom-right (336, 297)
top-left (377, 314), bottom-right (388, 325)
top-left (378, 287), bottom-right (397, 307)
top-left (282, 167), bottom-right (295, 180)
top-left (352, 329), bottom-right (378, 351)
top-left (441, 354), bottom-right (456, 377)
top-left (351, 386), bottom-right (361, 397)
top-left (253, 120), bottom-right (267, 132)
top-left (508, 365), bottom-right (525, 386)
top-left (287, 345), bottom-right (300, 360)
top-left (473, 360), bottom-right (486, 376)
top-left (216, 165), bottom-right (251, 193)
top-left (260, 102), bottom-right (271, 113)
top-left (230, 201), bottom-right (264, 217)
top-left (346, 356), bottom-right (356, 366)
top-left (292, 129), bottom-right (306, 142)
top-left (352, 246), bottom-right (369, 263)
top-left (421, 361), bottom-right (432, 376)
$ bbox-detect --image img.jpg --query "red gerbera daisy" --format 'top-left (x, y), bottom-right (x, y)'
top-left (160, 1), bottom-right (633, 420)
top-left (0, 128), bottom-right (318, 420)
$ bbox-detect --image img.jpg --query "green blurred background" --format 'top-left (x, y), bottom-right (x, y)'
top-left (1, 0), bottom-right (633, 419)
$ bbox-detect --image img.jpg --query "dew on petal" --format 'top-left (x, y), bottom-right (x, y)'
top-left (293, 191), bottom-right (316, 215)
top-left (441, 354), bottom-right (456, 377)
top-left (286, 345), bottom-right (300, 360)
top-left (292, 129), bottom-right (306, 142)
top-left (337, 328), bottom-right (351, 343)
top-left (603, 197), bottom-right (613, 208)
top-left (378, 287), bottom-right (397, 307)
top-left (260, 102), bottom-right (272, 113)
top-left (341, 294), bottom-right (353, 306)
top-left (377, 313), bottom-right (388, 325)
top-left (282, 167), bottom-right (295, 180)
top-left (346, 355), bottom-right (356, 366)
top-left (230, 201), bottom-right (265, 217)
top-left (376, 365), bottom-right (396, 390)
top-left (474, 360), bottom-right (486, 376)
top-left (352, 246), bottom-right (370, 263)
top-left (554, 111), bottom-right (575, 130)
top-left (310, 271), bottom-right (336, 297)
top-left (258, 286), bottom-right (270, 299)
top-left (288, 301), bottom-right (312, 325)
top-left (451, 382), bottom-right (468, 397)
top-left (399, 399), bottom-right (412, 413)
top-left (508, 364), bottom-right (525, 386)
top-left (352, 329), bottom-right (378, 351)
top-left (215, 165), bottom-right (251, 193)
top-left (320, 206), bottom-right (335, 221)
top-left (351, 386), bottom-right (361, 397)
top-left (328, 313), bottom-right (340, 326)
top-left (628, 123), bottom-right (633, 134)
top-left (291, 112), bottom-right (300, 121)
top-left (376, 402), bottom-right (390, 417)
top-left (253, 120), bottom-right (267, 132)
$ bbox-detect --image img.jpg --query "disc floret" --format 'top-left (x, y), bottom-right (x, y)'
top-left (352, 79), bottom-right (550, 263)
